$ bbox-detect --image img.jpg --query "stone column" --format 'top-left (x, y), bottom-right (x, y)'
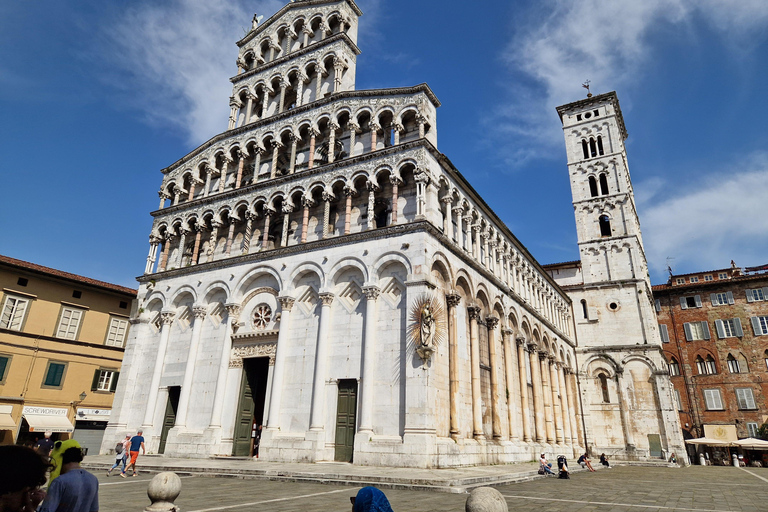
top-left (234, 150), bottom-right (246, 189)
top-left (558, 363), bottom-right (573, 446)
top-left (366, 182), bottom-right (378, 230)
top-left (302, 26), bottom-right (311, 48)
top-left (145, 237), bottom-right (160, 274)
top-left (175, 229), bottom-right (188, 268)
top-left (242, 212), bottom-right (256, 255)
top-left (392, 123), bottom-right (403, 145)
top-left (308, 129), bottom-right (317, 169)
top-left (175, 306), bottom-right (207, 427)
top-left (517, 337), bottom-right (532, 442)
top-left (529, 343), bottom-right (545, 443)
top-left (314, 66), bottom-right (324, 101)
top-left (209, 304), bottom-right (240, 428)
top-left (187, 180), bottom-right (196, 201)
top-left (172, 190), bottom-right (181, 206)
top-left (486, 316), bottom-right (502, 439)
top-left (158, 191), bottom-right (168, 210)
top-left (278, 78), bottom-right (287, 114)
top-left (413, 169), bottom-right (429, 218)
top-left (453, 207), bottom-right (464, 245)
top-left (343, 186), bottom-right (354, 235)
top-left (348, 122), bottom-right (359, 157)
top-left (301, 196), bottom-right (314, 243)
top-left (616, 369), bottom-right (636, 448)
top-left (228, 97), bottom-right (238, 130)
top-left (295, 72), bottom-right (307, 107)
top-left (269, 140), bottom-right (282, 179)
top-left (569, 371), bottom-right (584, 446)
top-left (502, 329), bottom-right (519, 441)
top-left (142, 311), bottom-right (175, 428)
top-left (442, 196), bottom-right (453, 240)
top-left (446, 292), bottom-right (461, 440)
top-left (462, 216), bottom-right (473, 254)
top-left (467, 305), bottom-right (485, 439)
top-left (390, 176), bottom-right (401, 225)
top-left (244, 94), bottom-right (253, 125)
top-left (224, 217), bottom-right (237, 257)
top-left (266, 296), bottom-right (294, 429)
top-left (417, 114), bottom-right (426, 138)
top-left (321, 192), bottom-right (333, 238)
top-left (358, 286), bottom-right (380, 432)
top-left (252, 147), bottom-right (263, 183)
top-left (280, 204), bottom-right (292, 247)
top-left (540, 352), bottom-right (555, 444)
top-left (370, 122), bottom-right (380, 152)
top-left (203, 167), bottom-right (213, 198)
top-left (261, 88), bottom-right (271, 118)
top-left (309, 293), bottom-right (335, 430)
top-left (218, 157), bottom-right (231, 193)
top-left (550, 359), bottom-right (564, 445)
top-left (158, 233), bottom-right (173, 272)
top-left (207, 221), bottom-right (221, 261)
top-left (288, 134), bottom-right (298, 174)
top-left (328, 123), bottom-right (338, 163)
top-left (262, 208), bottom-right (274, 248)
top-left (332, 57), bottom-right (344, 93)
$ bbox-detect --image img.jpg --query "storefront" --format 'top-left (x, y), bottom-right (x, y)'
top-left (0, 405), bottom-right (17, 445)
top-left (17, 406), bottom-right (75, 446)
top-left (73, 408), bottom-right (111, 455)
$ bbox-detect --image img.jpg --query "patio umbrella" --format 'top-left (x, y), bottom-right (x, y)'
top-left (685, 437), bottom-right (731, 446)
top-left (731, 438), bottom-right (768, 450)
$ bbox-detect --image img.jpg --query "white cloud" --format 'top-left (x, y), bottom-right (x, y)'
top-left (495, 0), bottom-right (768, 165)
top-left (638, 154), bottom-right (768, 276)
top-left (105, 0), bottom-right (282, 145)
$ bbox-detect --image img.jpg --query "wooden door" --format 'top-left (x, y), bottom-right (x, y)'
top-left (648, 433), bottom-right (662, 457)
top-left (233, 371), bottom-right (256, 457)
top-left (158, 387), bottom-right (180, 454)
top-left (334, 379), bottom-right (358, 462)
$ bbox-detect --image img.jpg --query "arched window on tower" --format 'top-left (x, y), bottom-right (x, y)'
top-left (597, 135), bottom-right (605, 155)
top-left (589, 138), bottom-right (597, 157)
top-left (581, 299), bottom-right (588, 319)
top-left (695, 356), bottom-right (707, 375)
top-left (667, 357), bottom-right (680, 376)
top-left (727, 354), bottom-right (740, 374)
top-left (589, 176), bottom-right (598, 197)
top-left (581, 140), bottom-right (589, 159)
top-left (705, 355), bottom-right (717, 374)
top-left (597, 373), bottom-right (610, 403)
top-left (599, 215), bottom-right (611, 237)
top-left (599, 174), bottom-right (609, 195)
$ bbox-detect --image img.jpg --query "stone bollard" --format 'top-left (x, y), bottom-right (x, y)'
top-left (699, 454), bottom-right (706, 466)
top-left (732, 453), bottom-right (739, 468)
top-left (465, 487), bottom-right (508, 512)
top-left (144, 472), bottom-right (182, 512)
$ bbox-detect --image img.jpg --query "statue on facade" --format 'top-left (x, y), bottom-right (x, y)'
top-left (252, 14), bottom-right (264, 30)
top-left (407, 294), bottom-right (445, 364)
top-left (420, 303), bottom-right (434, 349)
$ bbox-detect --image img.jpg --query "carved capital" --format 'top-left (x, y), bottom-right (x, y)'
top-left (343, 185), bottom-right (356, 197)
top-left (363, 286), bottom-right (380, 301)
top-left (501, 328), bottom-right (514, 337)
top-left (516, 335), bottom-right (527, 346)
top-left (263, 206), bottom-right (276, 216)
top-left (319, 293), bottom-right (335, 306)
top-left (193, 306), bottom-right (208, 319)
top-left (440, 195), bottom-right (453, 205)
top-left (369, 122), bottom-right (381, 132)
top-left (282, 203), bottom-right (294, 214)
top-left (366, 181), bottom-right (380, 192)
top-left (348, 121), bottom-right (361, 133)
top-left (321, 191), bottom-right (335, 202)
top-left (301, 196), bottom-right (315, 208)
top-left (278, 296), bottom-right (295, 311)
top-left (224, 303), bottom-right (241, 318)
top-left (160, 312), bottom-right (175, 326)
top-left (467, 305), bottom-right (481, 320)
top-left (485, 316), bottom-right (499, 329)
top-left (445, 292), bottom-right (461, 308)
top-left (270, 140), bottom-right (284, 150)
top-left (389, 175), bottom-right (403, 186)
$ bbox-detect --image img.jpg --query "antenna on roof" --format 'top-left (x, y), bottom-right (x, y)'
top-left (666, 257), bottom-right (674, 277)
top-left (582, 80), bottom-right (592, 98)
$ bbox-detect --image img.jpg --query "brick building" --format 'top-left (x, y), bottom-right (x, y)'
top-left (653, 263), bottom-right (768, 459)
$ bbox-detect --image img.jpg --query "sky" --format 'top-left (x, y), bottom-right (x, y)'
top-left (2, 0), bottom-right (768, 289)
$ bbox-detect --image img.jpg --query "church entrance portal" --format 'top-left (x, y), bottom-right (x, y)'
top-left (159, 386), bottom-right (180, 454)
top-left (334, 379), bottom-right (358, 462)
top-left (233, 357), bottom-right (269, 457)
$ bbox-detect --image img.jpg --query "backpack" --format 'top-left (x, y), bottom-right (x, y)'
top-left (115, 442), bottom-right (124, 454)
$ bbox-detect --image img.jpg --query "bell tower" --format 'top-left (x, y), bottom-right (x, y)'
top-left (552, 92), bottom-right (686, 461)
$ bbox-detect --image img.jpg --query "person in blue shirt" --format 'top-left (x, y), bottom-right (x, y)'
top-left (121, 431), bottom-right (145, 478)
top-left (39, 447), bottom-right (98, 512)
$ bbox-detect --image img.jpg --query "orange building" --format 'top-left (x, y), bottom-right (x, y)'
top-left (0, 255), bottom-right (136, 454)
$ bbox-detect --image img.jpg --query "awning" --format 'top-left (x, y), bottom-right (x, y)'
top-left (23, 414), bottom-right (74, 433)
top-left (684, 437), bottom-right (730, 446)
top-left (732, 437), bottom-right (768, 450)
top-left (0, 413), bottom-right (16, 430)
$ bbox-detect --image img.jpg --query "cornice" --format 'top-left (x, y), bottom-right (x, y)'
top-left (231, 33), bottom-right (361, 85)
top-left (159, 84), bottom-right (440, 175)
top-left (237, 0), bottom-right (363, 47)
top-left (577, 344), bottom-right (662, 355)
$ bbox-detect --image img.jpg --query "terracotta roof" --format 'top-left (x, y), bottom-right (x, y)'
top-left (0, 254), bottom-right (137, 296)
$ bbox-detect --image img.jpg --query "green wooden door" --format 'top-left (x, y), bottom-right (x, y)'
top-left (158, 387), bottom-right (180, 454)
top-left (334, 379), bottom-right (358, 462)
top-left (648, 434), bottom-right (662, 457)
top-left (233, 371), bottom-right (256, 456)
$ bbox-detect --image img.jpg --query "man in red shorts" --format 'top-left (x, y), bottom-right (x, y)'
top-left (121, 430), bottom-right (145, 477)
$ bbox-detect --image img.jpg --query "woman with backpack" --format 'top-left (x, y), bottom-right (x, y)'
top-left (106, 435), bottom-right (131, 477)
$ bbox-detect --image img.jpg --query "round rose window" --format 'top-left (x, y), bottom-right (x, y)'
top-left (252, 305), bottom-right (272, 330)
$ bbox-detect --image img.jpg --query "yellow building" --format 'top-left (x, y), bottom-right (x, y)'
top-left (0, 254), bottom-right (136, 454)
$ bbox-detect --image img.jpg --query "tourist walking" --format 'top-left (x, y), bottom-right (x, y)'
top-left (106, 436), bottom-right (131, 477)
top-left (39, 447), bottom-right (98, 512)
top-left (0, 445), bottom-right (49, 512)
top-left (121, 431), bottom-right (145, 478)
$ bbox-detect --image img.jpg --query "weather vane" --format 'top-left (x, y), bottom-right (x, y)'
top-left (582, 80), bottom-right (592, 98)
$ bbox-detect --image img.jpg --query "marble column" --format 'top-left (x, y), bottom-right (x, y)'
top-left (252, 147), bottom-right (263, 183)
top-left (467, 305), bottom-right (484, 439)
top-left (262, 208), bottom-right (274, 248)
top-left (175, 229), bottom-right (188, 268)
top-left (328, 123), bottom-right (338, 163)
top-left (309, 293), bottom-right (334, 430)
top-left (175, 306), bottom-right (207, 427)
top-left (390, 176), bottom-right (401, 225)
top-left (550, 358), bottom-right (564, 444)
top-left (348, 122), bottom-right (359, 157)
top-left (502, 329), bottom-right (519, 441)
top-left (529, 343), bottom-right (545, 443)
top-left (558, 363), bottom-right (573, 445)
top-left (244, 94), bottom-right (253, 125)
top-left (463, 216), bottom-right (473, 254)
top-left (234, 150), bottom-right (246, 189)
top-left (295, 72), bottom-right (306, 107)
top-left (278, 79), bottom-right (287, 113)
top-left (288, 135), bottom-right (298, 174)
top-left (207, 221), bottom-right (221, 261)
top-left (332, 58), bottom-right (344, 92)
top-left (158, 191), bottom-right (168, 210)
top-left (191, 225), bottom-right (203, 264)
top-left (308, 130), bottom-right (317, 169)
top-left (224, 217), bottom-right (237, 256)
top-left (366, 182), bottom-right (378, 230)
top-left (314, 67), bottom-right (323, 100)
top-left (218, 157), bottom-right (231, 193)
top-left (266, 297), bottom-right (294, 429)
top-left (142, 311), bottom-right (175, 428)
top-left (358, 286), bottom-right (380, 432)
top-left (343, 186), bottom-right (354, 235)
top-left (203, 167), bottom-right (213, 198)
top-left (145, 238), bottom-right (160, 274)
top-left (158, 233), bottom-right (173, 272)
top-left (486, 316), bottom-right (502, 439)
top-left (242, 212), bottom-right (256, 255)
top-left (209, 304), bottom-right (240, 428)
top-left (616, 369), bottom-right (636, 448)
top-left (417, 114), bottom-right (426, 138)
top-left (446, 292), bottom-right (461, 440)
top-left (442, 196), bottom-right (453, 240)
top-left (261, 88), bottom-right (271, 118)
top-left (269, 141), bottom-right (282, 179)
top-left (369, 122), bottom-right (380, 152)
top-left (280, 204), bottom-right (292, 247)
top-left (540, 352), bottom-right (555, 444)
top-left (301, 196), bottom-right (313, 243)
top-left (392, 123), bottom-right (403, 145)
top-left (321, 192), bottom-right (333, 238)
top-left (517, 338), bottom-right (532, 442)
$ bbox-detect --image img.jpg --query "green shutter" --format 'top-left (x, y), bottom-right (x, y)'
top-left (0, 356), bottom-right (8, 381)
top-left (44, 363), bottom-right (65, 387)
top-left (110, 372), bottom-right (120, 392)
top-left (91, 369), bottom-right (101, 391)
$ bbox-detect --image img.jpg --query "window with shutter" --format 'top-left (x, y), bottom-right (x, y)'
top-left (694, 295), bottom-right (702, 307)
top-left (43, 362), bottom-right (66, 387)
top-left (1, 296), bottom-right (29, 331)
top-left (96, 370), bottom-right (114, 391)
top-left (679, 297), bottom-right (688, 310)
top-left (735, 388), bottom-right (756, 410)
top-left (56, 308), bottom-right (83, 340)
top-left (106, 318), bottom-right (129, 347)
top-left (703, 389), bottom-right (724, 410)
top-left (654, 299), bottom-right (661, 312)
top-left (747, 422), bottom-right (759, 437)
top-left (674, 390), bottom-right (683, 411)
top-left (752, 316), bottom-right (768, 336)
top-left (747, 289), bottom-right (766, 302)
top-left (683, 322), bottom-right (693, 341)
top-left (659, 324), bottom-right (669, 343)
top-left (715, 320), bottom-right (726, 339)
top-left (0, 355), bottom-right (9, 382)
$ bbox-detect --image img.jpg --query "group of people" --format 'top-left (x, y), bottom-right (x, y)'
top-left (540, 451), bottom-right (611, 479)
top-left (107, 431), bottom-right (145, 478)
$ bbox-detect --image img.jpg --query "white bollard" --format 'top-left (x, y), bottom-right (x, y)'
top-left (732, 454), bottom-right (739, 467)
top-left (144, 472), bottom-right (182, 512)
top-left (699, 454), bottom-right (706, 466)
top-left (465, 487), bottom-right (508, 512)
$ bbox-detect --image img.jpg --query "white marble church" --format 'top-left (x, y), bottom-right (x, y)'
top-left (103, 0), bottom-right (685, 467)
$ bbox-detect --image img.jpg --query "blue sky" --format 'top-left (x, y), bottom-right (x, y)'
top-left (2, 0), bottom-right (768, 289)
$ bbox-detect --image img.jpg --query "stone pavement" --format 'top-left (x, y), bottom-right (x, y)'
top-left (93, 464), bottom-right (768, 512)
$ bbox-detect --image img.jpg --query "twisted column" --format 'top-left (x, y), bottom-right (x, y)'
top-left (242, 212), bottom-right (257, 255)
top-left (366, 182), bottom-right (378, 230)
top-left (224, 216), bottom-right (238, 256)
top-left (348, 122), bottom-right (360, 157)
top-left (269, 140), bottom-right (282, 179)
top-left (322, 192), bottom-right (333, 238)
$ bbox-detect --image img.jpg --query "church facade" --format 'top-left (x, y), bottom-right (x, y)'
top-left (103, 0), bottom-right (684, 467)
